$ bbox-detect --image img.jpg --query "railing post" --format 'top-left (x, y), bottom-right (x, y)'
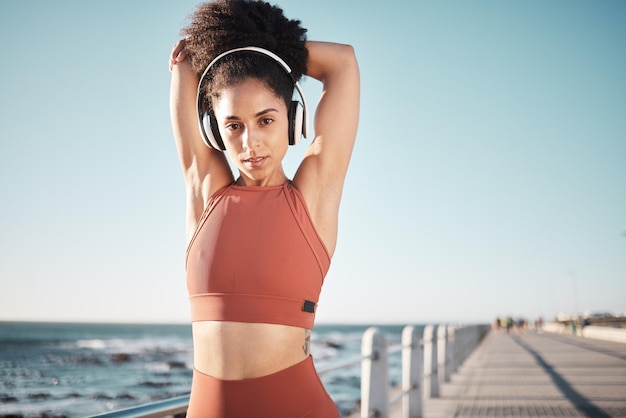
top-left (458, 326), bottom-right (469, 366)
top-left (361, 327), bottom-right (389, 418)
top-left (458, 326), bottom-right (466, 366)
top-left (437, 324), bottom-right (450, 383)
top-left (401, 325), bottom-right (422, 418)
top-left (447, 325), bottom-right (457, 375)
top-left (422, 325), bottom-right (439, 398)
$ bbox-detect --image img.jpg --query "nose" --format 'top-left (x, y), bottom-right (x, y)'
top-left (241, 126), bottom-right (261, 150)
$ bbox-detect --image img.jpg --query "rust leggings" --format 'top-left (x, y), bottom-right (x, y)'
top-left (186, 356), bottom-right (339, 417)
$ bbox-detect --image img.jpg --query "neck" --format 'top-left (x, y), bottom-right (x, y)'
top-left (236, 172), bottom-right (288, 187)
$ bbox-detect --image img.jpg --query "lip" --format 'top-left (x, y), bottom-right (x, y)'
top-left (243, 156), bottom-right (266, 168)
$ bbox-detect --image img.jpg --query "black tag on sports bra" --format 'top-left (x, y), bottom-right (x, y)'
top-left (302, 300), bottom-right (316, 313)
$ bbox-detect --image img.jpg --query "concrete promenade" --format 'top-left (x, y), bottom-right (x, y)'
top-left (412, 330), bottom-right (626, 418)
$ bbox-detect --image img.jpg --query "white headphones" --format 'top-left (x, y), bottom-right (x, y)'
top-left (196, 46), bottom-right (309, 151)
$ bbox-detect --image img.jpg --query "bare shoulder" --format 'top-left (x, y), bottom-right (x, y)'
top-left (183, 163), bottom-right (233, 241)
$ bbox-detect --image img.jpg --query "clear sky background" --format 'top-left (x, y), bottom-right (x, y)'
top-left (1, 0), bottom-right (624, 325)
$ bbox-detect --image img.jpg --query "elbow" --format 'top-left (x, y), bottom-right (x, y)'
top-left (306, 41), bottom-right (358, 81)
top-left (326, 44), bottom-right (359, 82)
top-left (339, 44), bottom-right (358, 67)
top-left (340, 45), bottom-right (360, 85)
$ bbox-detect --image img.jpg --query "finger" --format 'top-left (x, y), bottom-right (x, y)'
top-left (169, 39), bottom-right (188, 71)
top-left (173, 39), bottom-right (187, 54)
top-left (175, 49), bottom-right (187, 62)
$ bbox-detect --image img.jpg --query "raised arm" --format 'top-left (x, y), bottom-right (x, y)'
top-left (293, 41), bottom-right (360, 257)
top-left (169, 40), bottom-right (234, 239)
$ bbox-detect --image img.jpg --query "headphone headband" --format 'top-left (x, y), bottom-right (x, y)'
top-left (202, 46), bottom-right (293, 79)
top-left (196, 46), bottom-right (309, 150)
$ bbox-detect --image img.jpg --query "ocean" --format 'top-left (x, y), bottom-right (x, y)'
top-left (0, 322), bottom-right (417, 417)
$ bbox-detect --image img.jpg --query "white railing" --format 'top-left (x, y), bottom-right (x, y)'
top-left (89, 394), bottom-right (189, 417)
top-left (359, 324), bottom-right (489, 418)
top-left (90, 324), bottom-right (489, 418)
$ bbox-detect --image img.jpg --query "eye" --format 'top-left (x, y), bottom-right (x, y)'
top-left (225, 122), bottom-right (241, 131)
top-left (260, 117), bottom-right (274, 126)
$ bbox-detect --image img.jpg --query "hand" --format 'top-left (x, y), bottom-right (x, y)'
top-left (169, 39), bottom-right (188, 71)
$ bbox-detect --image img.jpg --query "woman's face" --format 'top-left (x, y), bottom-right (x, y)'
top-left (213, 78), bottom-right (290, 186)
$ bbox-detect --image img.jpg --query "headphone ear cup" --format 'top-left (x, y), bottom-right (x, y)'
top-left (288, 101), bottom-right (304, 145)
top-left (201, 112), bottom-right (226, 151)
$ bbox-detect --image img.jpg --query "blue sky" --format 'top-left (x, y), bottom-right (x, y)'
top-left (1, 0), bottom-right (624, 325)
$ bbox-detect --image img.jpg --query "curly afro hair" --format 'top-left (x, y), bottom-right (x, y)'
top-left (181, 0), bottom-right (308, 114)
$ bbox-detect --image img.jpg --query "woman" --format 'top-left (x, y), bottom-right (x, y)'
top-left (169, 1), bottom-right (359, 416)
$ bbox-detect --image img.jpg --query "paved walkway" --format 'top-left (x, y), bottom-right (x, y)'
top-left (420, 330), bottom-right (626, 418)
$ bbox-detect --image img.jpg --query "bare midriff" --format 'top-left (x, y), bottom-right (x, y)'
top-left (192, 321), bottom-right (311, 380)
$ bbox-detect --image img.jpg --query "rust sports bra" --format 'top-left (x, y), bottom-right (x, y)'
top-left (185, 181), bottom-right (331, 329)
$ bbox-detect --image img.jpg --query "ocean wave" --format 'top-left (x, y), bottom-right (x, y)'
top-left (75, 339), bottom-right (108, 350)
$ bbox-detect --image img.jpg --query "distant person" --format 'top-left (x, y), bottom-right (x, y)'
top-left (168, 0), bottom-right (359, 416)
